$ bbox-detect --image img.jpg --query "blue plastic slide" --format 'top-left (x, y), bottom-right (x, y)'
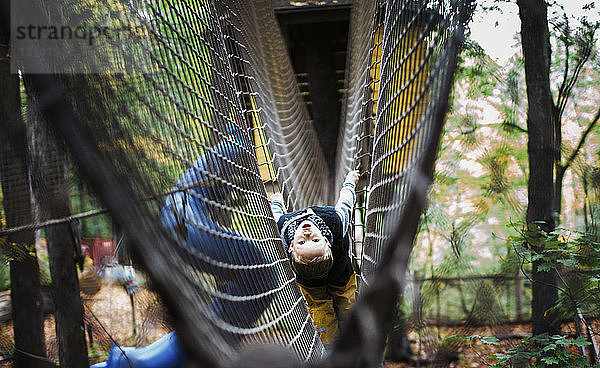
top-left (90, 331), bottom-right (183, 368)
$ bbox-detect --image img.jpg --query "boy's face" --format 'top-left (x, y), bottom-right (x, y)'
top-left (290, 220), bottom-right (330, 261)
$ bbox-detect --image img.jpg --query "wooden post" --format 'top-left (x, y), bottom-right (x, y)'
top-left (435, 282), bottom-right (441, 339)
top-left (130, 294), bottom-right (137, 338)
top-left (0, 13), bottom-right (49, 365)
top-left (28, 97), bottom-right (89, 367)
top-left (87, 324), bottom-right (94, 349)
top-left (515, 267), bottom-right (522, 322)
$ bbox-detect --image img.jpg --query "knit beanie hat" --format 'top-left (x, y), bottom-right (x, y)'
top-left (281, 210), bottom-right (333, 250)
top-left (281, 210), bottom-right (334, 280)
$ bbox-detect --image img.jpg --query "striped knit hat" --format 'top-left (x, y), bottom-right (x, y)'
top-left (281, 210), bottom-right (333, 250)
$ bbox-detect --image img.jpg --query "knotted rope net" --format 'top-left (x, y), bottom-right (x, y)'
top-left (0, 0), bottom-right (472, 365)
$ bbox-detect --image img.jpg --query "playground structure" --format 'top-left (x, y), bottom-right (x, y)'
top-left (0, 0), bottom-right (473, 366)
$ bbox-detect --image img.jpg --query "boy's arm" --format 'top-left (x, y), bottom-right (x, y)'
top-left (270, 193), bottom-right (286, 222)
top-left (335, 170), bottom-right (359, 235)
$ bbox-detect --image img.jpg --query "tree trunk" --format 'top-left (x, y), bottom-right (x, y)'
top-left (554, 167), bottom-right (565, 223)
top-left (0, 10), bottom-right (49, 367)
top-left (517, 0), bottom-right (560, 336)
top-left (27, 95), bottom-right (89, 367)
top-left (514, 267), bottom-right (522, 322)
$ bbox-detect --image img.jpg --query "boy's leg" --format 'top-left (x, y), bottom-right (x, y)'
top-left (328, 272), bottom-right (357, 329)
top-left (298, 284), bottom-right (339, 346)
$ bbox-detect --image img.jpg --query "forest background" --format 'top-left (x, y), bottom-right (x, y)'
top-left (404, 0), bottom-right (600, 345)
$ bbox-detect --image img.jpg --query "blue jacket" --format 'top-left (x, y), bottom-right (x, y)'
top-left (160, 127), bottom-right (276, 327)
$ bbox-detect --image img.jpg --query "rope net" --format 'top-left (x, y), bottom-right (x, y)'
top-left (0, 0), bottom-right (471, 365)
top-left (338, 1), bottom-right (472, 290)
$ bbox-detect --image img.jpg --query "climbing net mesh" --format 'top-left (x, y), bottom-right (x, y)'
top-left (339, 0), bottom-right (470, 289)
top-left (0, 0), bottom-right (471, 365)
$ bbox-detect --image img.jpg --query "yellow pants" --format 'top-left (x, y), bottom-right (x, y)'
top-left (298, 273), bottom-right (357, 346)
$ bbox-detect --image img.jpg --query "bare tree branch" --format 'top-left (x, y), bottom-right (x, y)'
top-left (556, 22), bottom-right (596, 120)
top-left (557, 50), bottom-right (590, 118)
top-left (555, 15), bottom-right (571, 106)
top-left (502, 121), bottom-right (528, 133)
top-left (562, 107), bottom-right (600, 173)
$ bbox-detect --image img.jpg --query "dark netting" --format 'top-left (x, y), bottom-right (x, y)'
top-left (336, 0), bottom-right (473, 289)
top-left (4, 0), bottom-right (326, 364)
top-left (335, 0), bottom-right (379, 274)
top-left (217, 0), bottom-right (330, 210)
top-left (330, 0), bottom-right (472, 363)
top-left (0, 0), bottom-right (472, 366)
top-left (348, 0), bottom-right (472, 288)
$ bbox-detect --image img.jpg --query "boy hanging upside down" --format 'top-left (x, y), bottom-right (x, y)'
top-left (270, 170), bottom-right (359, 346)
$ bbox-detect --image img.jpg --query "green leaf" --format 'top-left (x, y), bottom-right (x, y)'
top-left (537, 262), bottom-right (554, 272)
top-left (481, 336), bottom-right (500, 345)
top-left (532, 253), bottom-right (544, 261)
top-left (571, 337), bottom-right (590, 347)
top-left (557, 259), bottom-right (577, 267)
top-left (541, 357), bottom-right (559, 364)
